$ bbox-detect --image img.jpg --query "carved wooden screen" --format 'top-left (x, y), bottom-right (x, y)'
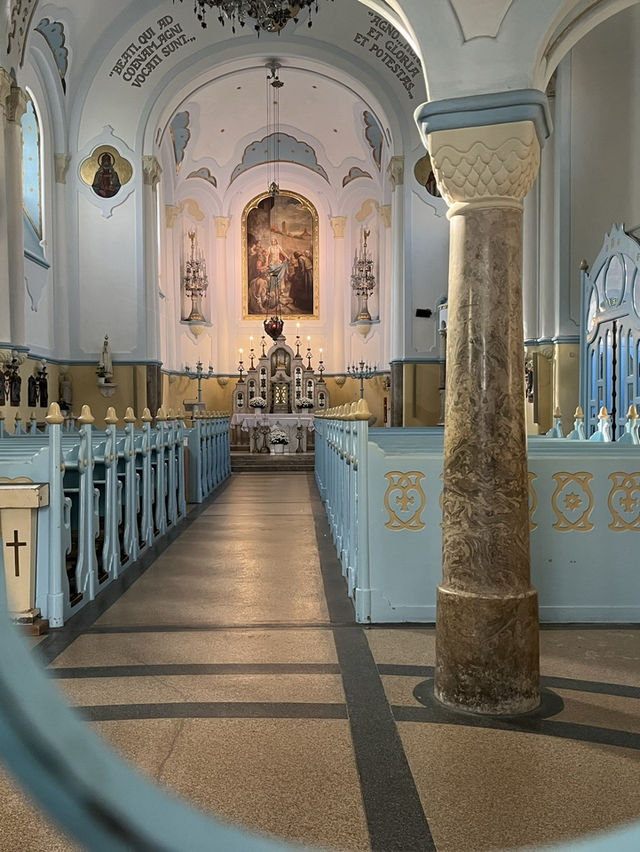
top-left (581, 226), bottom-right (640, 438)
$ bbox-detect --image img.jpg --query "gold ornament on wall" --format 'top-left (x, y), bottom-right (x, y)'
top-left (608, 473), bottom-right (640, 531)
top-left (551, 472), bottom-right (594, 531)
top-left (384, 471), bottom-right (426, 531)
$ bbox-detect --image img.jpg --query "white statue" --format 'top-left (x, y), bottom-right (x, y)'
top-left (99, 335), bottom-right (113, 378)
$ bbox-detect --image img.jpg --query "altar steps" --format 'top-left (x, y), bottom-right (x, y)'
top-left (231, 452), bottom-right (314, 473)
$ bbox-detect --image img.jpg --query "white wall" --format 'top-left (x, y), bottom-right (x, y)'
top-left (570, 5), bottom-right (640, 271)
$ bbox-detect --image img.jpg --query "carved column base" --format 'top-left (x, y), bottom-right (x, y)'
top-left (435, 585), bottom-right (540, 715)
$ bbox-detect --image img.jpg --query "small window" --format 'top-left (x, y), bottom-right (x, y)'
top-left (22, 95), bottom-right (47, 267)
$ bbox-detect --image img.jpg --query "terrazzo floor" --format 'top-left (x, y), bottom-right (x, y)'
top-left (1, 472), bottom-right (639, 851)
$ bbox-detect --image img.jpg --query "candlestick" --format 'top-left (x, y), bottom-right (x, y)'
top-left (261, 335), bottom-right (266, 356)
top-left (184, 359), bottom-right (215, 402)
top-left (347, 360), bottom-right (376, 399)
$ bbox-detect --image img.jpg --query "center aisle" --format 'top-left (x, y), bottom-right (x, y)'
top-left (4, 473), bottom-right (640, 851)
top-left (29, 472), bottom-right (432, 852)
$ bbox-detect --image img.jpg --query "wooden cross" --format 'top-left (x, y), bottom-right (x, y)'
top-left (6, 529), bottom-right (27, 577)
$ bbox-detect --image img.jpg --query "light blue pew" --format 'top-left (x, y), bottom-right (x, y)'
top-left (316, 405), bottom-right (640, 624)
top-left (0, 405), bottom-right (230, 626)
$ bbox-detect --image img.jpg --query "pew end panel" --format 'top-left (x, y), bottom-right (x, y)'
top-left (362, 430), bottom-right (443, 623)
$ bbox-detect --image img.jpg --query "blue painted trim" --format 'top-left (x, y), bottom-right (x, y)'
top-left (524, 336), bottom-right (580, 346)
top-left (414, 89), bottom-right (552, 148)
top-left (24, 248), bottom-right (50, 270)
top-left (163, 369), bottom-right (233, 378)
top-left (0, 343), bottom-right (29, 353)
top-left (386, 357), bottom-right (444, 365)
top-left (7, 354), bottom-right (165, 366)
top-left (525, 338), bottom-right (554, 347)
top-left (552, 335), bottom-right (580, 345)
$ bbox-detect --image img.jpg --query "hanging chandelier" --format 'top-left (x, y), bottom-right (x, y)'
top-left (177, 1), bottom-right (332, 34)
top-left (263, 61), bottom-right (286, 340)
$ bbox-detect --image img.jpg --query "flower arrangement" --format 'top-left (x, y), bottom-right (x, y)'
top-left (269, 427), bottom-right (289, 445)
top-left (96, 365), bottom-right (107, 379)
top-left (249, 397), bottom-right (266, 408)
top-left (296, 398), bottom-right (314, 409)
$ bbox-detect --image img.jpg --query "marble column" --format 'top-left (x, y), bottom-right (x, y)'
top-left (387, 155), bottom-right (404, 427)
top-left (4, 80), bottom-right (28, 346)
top-left (418, 102), bottom-right (549, 715)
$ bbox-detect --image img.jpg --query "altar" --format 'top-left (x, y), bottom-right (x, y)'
top-left (231, 332), bottom-right (329, 453)
top-left (231, 413), bottom-right (314, 453)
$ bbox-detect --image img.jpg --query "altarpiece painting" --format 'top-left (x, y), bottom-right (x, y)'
top-left (243, 191), bottom-right (319, 319)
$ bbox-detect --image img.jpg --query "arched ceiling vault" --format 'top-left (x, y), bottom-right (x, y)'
top-left (12, 0), bottom-right (640, 155)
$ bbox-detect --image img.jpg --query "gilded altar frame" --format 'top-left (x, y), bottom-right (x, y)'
top-left (242, 190), bottom-right (319, 320)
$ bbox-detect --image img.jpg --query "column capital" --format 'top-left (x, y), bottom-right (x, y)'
top-left (329, 216), bottom-right (346, 239)
top-left (54, 153), bottom-right (71, 184)
top-left (386, 155), bottom-right (404, 190)
top-left (142, 155), bottom-right (162, 188)
top-left (214, 216), bottom-right (230, 238)
top-left (415, 89), bottom-right (550, 214)
top-left (427, 120), bottom-right (540, 216)
top-left (6, 85), bottom-right (28, 124)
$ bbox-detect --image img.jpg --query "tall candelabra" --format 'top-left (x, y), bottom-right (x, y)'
top-left (185, 359), bottom-right (214, 402)
top-left (184, 231), bottom-right (208, 322)
top-left (351, 228), bottom-right (376, 321)
top-left (347, 360), bottom-right (376, 399)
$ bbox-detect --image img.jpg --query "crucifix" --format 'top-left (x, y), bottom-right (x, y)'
top-left (6, 529), bottom-right (27, 577)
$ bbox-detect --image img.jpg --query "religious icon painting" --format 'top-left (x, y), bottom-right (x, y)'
top-left (80, 145), bottom-right (133, 199)
top-left (242, 191), bottom-right (319, 320)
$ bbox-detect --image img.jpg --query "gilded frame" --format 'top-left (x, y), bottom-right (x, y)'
top-left (242, 190), bottom-right (319, 320)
